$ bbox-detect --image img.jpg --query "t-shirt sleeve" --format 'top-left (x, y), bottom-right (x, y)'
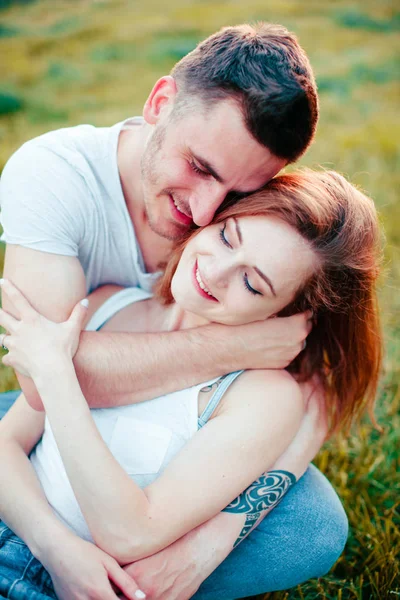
top-left (0, 141), bottom-right (88, 256)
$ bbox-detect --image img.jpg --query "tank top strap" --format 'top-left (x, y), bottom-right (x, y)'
top-left (197, 370), bottom-right (244, 429)
top-left (86, 287), bottom-right (153, 332)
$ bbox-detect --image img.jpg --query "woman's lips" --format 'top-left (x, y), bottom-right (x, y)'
top-left (169, 194), bottom-right (193, 226)
top-left (192, 261), bottom-right (218, 302)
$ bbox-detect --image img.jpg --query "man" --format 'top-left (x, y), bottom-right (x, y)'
top-left (0, 23), bottom-right (347, 599)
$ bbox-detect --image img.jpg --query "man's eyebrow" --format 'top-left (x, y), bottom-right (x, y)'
top-left (193, 153), bottom-right (225, 184)
top-left (235, 218), bottom-right (276, 297)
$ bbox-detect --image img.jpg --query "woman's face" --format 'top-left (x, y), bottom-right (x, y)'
top-left (171, 215), bottom-right (317, 325)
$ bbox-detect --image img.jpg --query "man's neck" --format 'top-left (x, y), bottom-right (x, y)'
top-left (117, 121), bottom-right (173, 273)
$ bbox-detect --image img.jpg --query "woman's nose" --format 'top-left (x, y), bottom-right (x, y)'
top-left (205, 260), bottom-right (232, 290)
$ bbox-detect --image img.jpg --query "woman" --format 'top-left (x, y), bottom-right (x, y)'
top-left (0, 169), bottom-right (382, 599)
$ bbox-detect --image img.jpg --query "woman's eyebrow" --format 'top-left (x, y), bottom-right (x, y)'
top-left (233, 217), bottom-right (243, 244)
top-left (235, 218), bottom-right (276, 297)
top-left (254, 267), bottom-right (277, 297)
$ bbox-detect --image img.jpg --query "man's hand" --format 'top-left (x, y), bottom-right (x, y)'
top-left (40, 533), bottom-right (145, 600)
top-left (234, 311), bottom-right (313, 370)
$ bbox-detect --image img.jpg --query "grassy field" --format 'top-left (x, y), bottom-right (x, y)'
top-left (0, 1), bottom-right (399, 598)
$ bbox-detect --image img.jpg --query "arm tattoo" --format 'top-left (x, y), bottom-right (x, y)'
top-left (222, 470), bottom-right (296, 548)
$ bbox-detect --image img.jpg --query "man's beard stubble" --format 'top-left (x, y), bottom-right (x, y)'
top-left (140, 123), bottom-right (188, 242)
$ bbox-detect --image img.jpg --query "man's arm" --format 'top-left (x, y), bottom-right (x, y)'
top-left (2, 244), bottom-right (87, 409)
top-left (4, 244), bottom-right (311, 409)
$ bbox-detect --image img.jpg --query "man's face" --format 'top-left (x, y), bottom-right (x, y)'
top-left (140, 99), bottom-right (286, 241)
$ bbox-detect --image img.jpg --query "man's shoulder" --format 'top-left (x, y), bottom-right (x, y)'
top-left (5, 122), bottom-right (116, 172)
top-left (0, 120), bottom-right (125, 205)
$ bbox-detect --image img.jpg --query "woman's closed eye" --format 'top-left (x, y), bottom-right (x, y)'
top-left (219, 223), bottom-right (262, 297)
top-left (219, 222), bottom-right (232, 249)
top-left (243, 274), bottom-right (262, 296)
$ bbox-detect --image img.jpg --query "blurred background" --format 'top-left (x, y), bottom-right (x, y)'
top-left (0, 1), bottom-right (399, 598)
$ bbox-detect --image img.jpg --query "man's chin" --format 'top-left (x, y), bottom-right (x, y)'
top-left (148, 217), bottom-right (190, 241)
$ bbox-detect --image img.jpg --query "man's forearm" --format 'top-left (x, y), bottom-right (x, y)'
top-left (75, 325), bottom-right (241, 407)
top-left (125, 469), bottom-right (297, 599)
top-left (221, 469), bottom-right (296, 546)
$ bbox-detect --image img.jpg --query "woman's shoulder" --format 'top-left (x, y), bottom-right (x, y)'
top-left (218, 368), bottom-right (304, 421)
top-left (85, 284), bottom-right (124, 323)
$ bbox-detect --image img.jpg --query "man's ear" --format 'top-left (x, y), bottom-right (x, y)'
top-left (143, 76), bottom-right (178, 125)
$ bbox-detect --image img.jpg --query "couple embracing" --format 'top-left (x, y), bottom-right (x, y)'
top-left (0, 22), bottom-right (382, 600)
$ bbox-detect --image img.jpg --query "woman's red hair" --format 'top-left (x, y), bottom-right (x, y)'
top-left (155, 170), bottom-right (383, 434)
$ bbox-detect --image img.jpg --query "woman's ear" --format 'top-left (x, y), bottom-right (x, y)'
top-left (143, 76), bottom-right (178, 125)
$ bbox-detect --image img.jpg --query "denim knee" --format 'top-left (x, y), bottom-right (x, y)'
top-left (268, 463), bottom-right (349, 588)
top-left (193, 465), bottom-right (348, 600)
top-left (297, 489), bottom-right (348, 581)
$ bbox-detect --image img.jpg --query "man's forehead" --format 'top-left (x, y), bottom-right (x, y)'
top-left (190, 141), bottom-right (284, 192)
top-left (177, 100), bottom-right (286, 188)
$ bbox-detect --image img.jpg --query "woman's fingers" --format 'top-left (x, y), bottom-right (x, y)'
top-left (108, 560), bottom-right (146, 600)
top-left (0, 333), bottom-right (9, 350)
top-left (68, 298), bottom-right (89, 330)
top-left (0, 279), bottom-right (36, 319)
top-left (0, 307), bottom-right (19, 333)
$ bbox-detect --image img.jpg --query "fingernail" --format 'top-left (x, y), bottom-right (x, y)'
top-left (80, 298), bottom-right (89, 307)
top-left (135, 591), bottom-right (146, 599)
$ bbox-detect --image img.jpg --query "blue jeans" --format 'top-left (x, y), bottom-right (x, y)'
top-left (0, 391), bottom-right (348, 599)
top-left (0, 521), bottom-right (55, 599)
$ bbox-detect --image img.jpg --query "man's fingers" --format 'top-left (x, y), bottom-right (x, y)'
top-left (0, 307), bottom-right (18, 334)
top-left (108, 561), bottom-right (146, 600)
top-left (0, 279), bottom-right (36, 318)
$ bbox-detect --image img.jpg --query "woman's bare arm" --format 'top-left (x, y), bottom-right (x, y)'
top-left (33, 365), bottom-right (304, 563)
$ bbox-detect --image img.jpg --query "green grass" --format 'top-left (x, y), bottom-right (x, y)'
top-left (0, 1), bottom-right (399, 598)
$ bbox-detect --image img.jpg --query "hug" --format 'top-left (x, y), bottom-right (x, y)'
top-left (0, 22), bottom-right (382, 600)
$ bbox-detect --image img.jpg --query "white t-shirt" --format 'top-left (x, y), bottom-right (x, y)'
top-left (0, 117), bottom-right (158, 293)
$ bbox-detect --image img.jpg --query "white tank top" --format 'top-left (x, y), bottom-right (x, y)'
top-left (30, 288), bottom-right (238, 541)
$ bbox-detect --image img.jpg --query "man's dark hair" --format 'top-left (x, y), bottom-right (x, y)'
top-left (171, 23), bottom-right (319, 163)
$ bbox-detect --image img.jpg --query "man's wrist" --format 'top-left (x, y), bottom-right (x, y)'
top-left (186, 511), bottom-right (244, 569)
top-left (201, 323), bottom-right (247, 373)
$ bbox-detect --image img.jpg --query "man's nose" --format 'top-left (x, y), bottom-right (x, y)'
top-left (189, 185), bottom-right (227, 227)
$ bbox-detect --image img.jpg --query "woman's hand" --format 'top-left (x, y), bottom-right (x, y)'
top-left (41, 531), bottom-right (146, 600)
top-left (0, 278), bottom-right (88, 379)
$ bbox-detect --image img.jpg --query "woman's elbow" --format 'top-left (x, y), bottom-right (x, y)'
top-left (93, 528), bottom-right (144, 564)
top-left (92, 517), bottom-right (165, 564)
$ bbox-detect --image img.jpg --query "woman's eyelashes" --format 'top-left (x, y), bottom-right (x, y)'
top-left (219, 223), bottom-right (262, 297)
top-left (244, 274), bottom-right (262, 296)
top-left (219, 223), bottom-right (232, 248)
